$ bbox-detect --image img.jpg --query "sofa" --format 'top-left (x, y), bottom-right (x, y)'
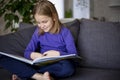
top-left (0, 19), bottom-right (120, 80)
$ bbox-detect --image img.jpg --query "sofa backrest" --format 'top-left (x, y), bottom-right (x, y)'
top-left (0, 27), bottom-right (36, 56)
top-left (77, 19), bottom-right (120, 69)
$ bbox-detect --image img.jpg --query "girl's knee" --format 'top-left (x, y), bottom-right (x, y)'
top-left (56, 66), bottom-right (75, 78)
top-left (63, 66), bottom-right (75, 76)
top-left (56, 60), bottom-right (75, 78)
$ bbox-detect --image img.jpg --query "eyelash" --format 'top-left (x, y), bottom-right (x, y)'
top-left (43, 21), bottom-right (47, 23)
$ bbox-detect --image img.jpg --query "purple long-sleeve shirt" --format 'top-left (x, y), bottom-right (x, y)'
top-left (24, 26), bottom-right (77, 59)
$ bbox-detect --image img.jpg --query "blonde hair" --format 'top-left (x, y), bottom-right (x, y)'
top-left (33, 0), bottom-right (62, 34)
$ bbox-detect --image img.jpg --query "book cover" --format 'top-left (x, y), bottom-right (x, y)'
top-left (0, 52), bottom-right (81, 66)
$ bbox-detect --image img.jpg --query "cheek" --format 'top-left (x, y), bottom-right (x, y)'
top-left (47, 22), bottom-right (53, 28)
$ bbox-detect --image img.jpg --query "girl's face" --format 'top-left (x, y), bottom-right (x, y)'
top-left (34, 14), bottom-right (54, 32)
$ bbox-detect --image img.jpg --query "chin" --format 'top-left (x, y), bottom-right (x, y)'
top-left (44, 30), bottom-right (49, 32)
top-left (44, 29), bottom-right (50, 32)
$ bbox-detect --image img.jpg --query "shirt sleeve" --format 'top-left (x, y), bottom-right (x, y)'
top-left (24, 28), bottom-right (39, 59)
top-left (60, 27), bottom-right (77, 55)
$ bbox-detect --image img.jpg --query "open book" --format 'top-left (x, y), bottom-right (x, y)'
top-left (0, 52), bottom-right (81, 66)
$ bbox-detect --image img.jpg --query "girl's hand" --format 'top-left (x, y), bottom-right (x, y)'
top-left (43, 50), bottom-right (60, 57)
top-left (30, 52), bottom-right (43, 60)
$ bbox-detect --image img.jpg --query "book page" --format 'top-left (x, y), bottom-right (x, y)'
top-left (0, 52), bottom-right (80, 66)
top-left (32, 54), bottom-right (78, 64)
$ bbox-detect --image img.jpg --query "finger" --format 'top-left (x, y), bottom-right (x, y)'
top-left (43, 53), bottom-right (47, 56)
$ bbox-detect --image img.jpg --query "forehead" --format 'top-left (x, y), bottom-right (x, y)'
top-left (34, 14), bottom-right (51, 21)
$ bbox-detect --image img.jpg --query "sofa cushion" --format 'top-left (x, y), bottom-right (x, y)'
top-left (0, 26), bottom-right (36, 56)
top-left (60, 68), bottom-right (120, 80)
top-left (63, 19), bottom-right (80, 45)
top-left (78, 19), bottom-right (120, 69)
top-left (0, 68), bottom-right (12, 80)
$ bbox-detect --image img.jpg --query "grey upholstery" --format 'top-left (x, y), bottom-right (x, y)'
top-left (78, 19), bottom-right (120, 69)
top-left (0, 19), bottom-right (120, 80)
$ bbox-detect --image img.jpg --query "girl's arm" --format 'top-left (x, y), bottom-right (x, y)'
top-left (24, 28), bottom-right (42, 59)
top-left (60, 28), bottom-right (77, 55)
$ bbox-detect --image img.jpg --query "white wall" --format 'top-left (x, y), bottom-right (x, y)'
top-left (48, 0), bottom-right (64, 19)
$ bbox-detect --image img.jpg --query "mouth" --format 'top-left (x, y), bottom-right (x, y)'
top-left (42, 27), bottom-right (48, 30)
top-left (42, 27), bottom-right (49, 32)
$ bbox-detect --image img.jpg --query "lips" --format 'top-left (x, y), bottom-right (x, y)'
top-left (42, 27), bottom-right (49, 32)
top-left (41, 26), bottom-right (47, 29)
top-left (43, 27), bottom-right (48, 30)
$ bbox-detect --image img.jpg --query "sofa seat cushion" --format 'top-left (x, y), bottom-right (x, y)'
top-left (0, 68), bottom-right (12, 80)
top-left (60, 67), bottom-right (120, 80)
top-left (78, 19), bottom-right (120, 69)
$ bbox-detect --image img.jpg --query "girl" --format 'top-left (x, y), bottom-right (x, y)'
top-left (0, 0), bottom-right (77, 80)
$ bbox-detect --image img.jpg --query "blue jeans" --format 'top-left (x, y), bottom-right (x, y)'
top-left (0, 56), bottom-right (75, 79)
